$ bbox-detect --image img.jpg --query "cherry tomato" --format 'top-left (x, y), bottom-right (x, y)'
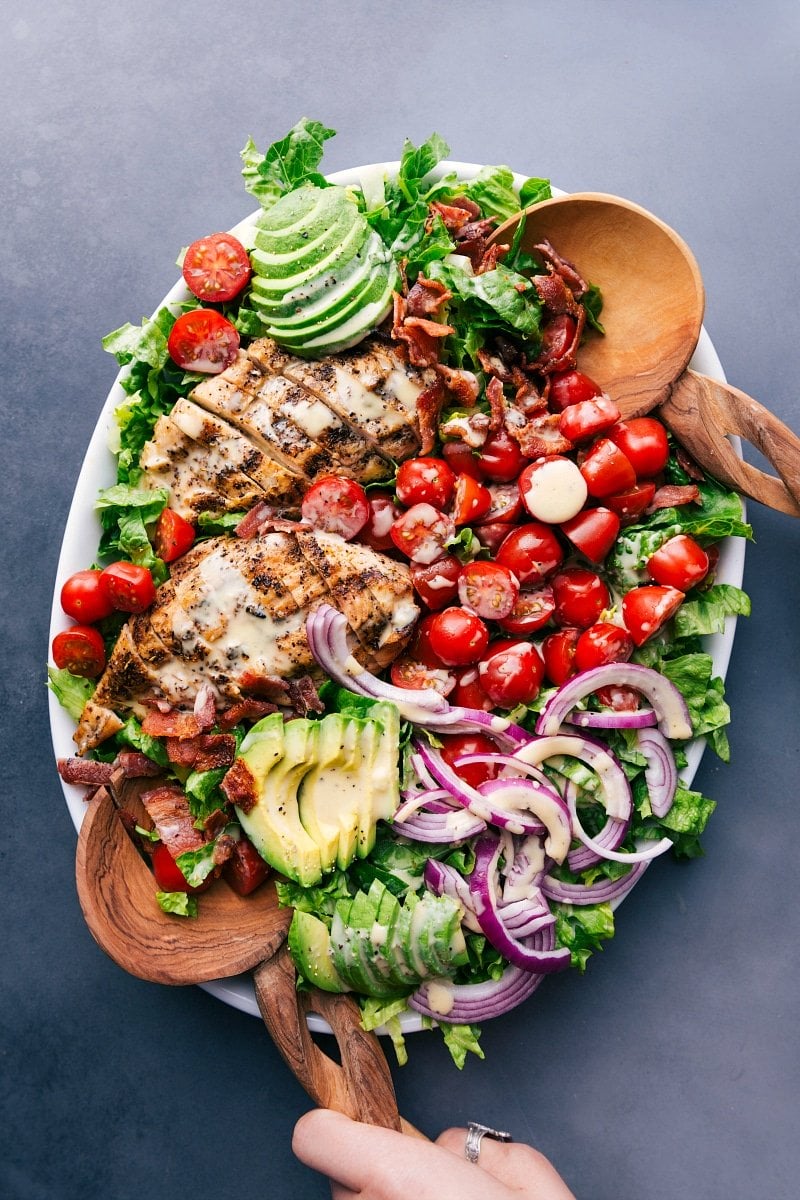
top-left (167, 308), bottom-right (240, 374)
top-left (301, 476), bottom-right (370, 540)
top-left (551, 568), bottom-right (611, 629)
top-left (560, 507), bottom-right (620, 563)
top-left (390, 503), bottom-right (455, 563)
top-left (518, 456), bottom-right (588, 524)
top-left (478, 638), bottom-right (545, 708)
top-left (60, 570), bottom-right (114, 624)
top-left (409, 614), bottom-right (449, 668)
top-left (558, 396), bottom-right (621, 443)
top-left (396, 457), bottom-right (456, 509)
top-left (622, 585), bottom-right (684, 646)
top-left (548, 369), bottom-right (603, 411)
top-left (538, 314), bottom-right (577, 369)
top-left (484, 482), bottom-right (524, 525)
top-left (182, 232), bottom-right (252, 303)
top-left (154, 509), bottom-right (195, 563)
top-left (427, 607), bottom-right (490, 666)
top-left (100, 562), bottom-right (157, 613)
top-left (222, 836), bottom-right (270, 895)
top-left (450, 668), bottom-right (494, 712)
top-left (542, 627), bottom-right (580, 685)
top-left (52, 625), bottom-right (107, 678)
top-left (496, 522), bottom-right (564, 587)
top-left (473, 522), bottom-right (518, 555)
top-left (647, 534), bottom-right (710, 591)
top-left (442, 440), bottom-right (485, 480)
top-left (440, 732), bottom-right (500, 788)
top-left (603, 482), bottom-right (656, 520)
top-left (607, 418), bottom-right (670, 477)
top-left (151, 843), bottom-right (213, 894)
top-left (595, 685), bottom-right (641, 712)
top-left (497, 585), bottom-right (556, 636)
top-left (359, 492), bottom-right (402, 552)
top-left (410, 554), bottom-right (461, 610)
top-left (574, 622), bottom-right (635, 672)
top-left (579, 438), bottom-right (637, 498)
top-left (390, 655), bottom-right (456, 696)
top-left (451, 474), bottom-right (492, 526)
top-left (457, 561), bottom-right (520, 621)
top-left (477, 429), bottom-right (526, 482)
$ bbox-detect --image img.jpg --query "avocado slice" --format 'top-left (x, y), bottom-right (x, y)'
top-left (287, 911), bottom-right (350, 994)
top-left (297, 713), bottom-right (361, 874)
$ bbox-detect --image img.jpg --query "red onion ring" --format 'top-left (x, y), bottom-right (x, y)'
top-left (536, 663), bottom-right (692, 741)
top-left (541, 861), bottom-right (649, 906)
top-left (636, 727), bottom-right (678, 818)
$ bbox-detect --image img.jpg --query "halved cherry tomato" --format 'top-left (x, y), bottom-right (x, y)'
top-left (440, 732), bottom-right (500, 787)
top-left (396, 457), bottom-right (456, 509)
top-left (222, 836), bottom-right (270, 895)
top-left (579, 438), bottom-right (637, 498)
top-left (442, 440), bottom-right (485, 479)
top-left (154, 509), bottom-right (196, 563)
top-left (558, 396), bottom-right (621, 443)
top-left (574, 622), bottom-right (635, 672)
top-left (391, 503), bottom-right (455, 563)
top-left (477, 429), bottom-right (526, 482)
top-left (100, 562), bottom-right (157, 613)
top-left (622, 585), bottom-right (684, 646)
top-left (301, 476), bottom-right (370, 540)
top-left (473, 522), bottom-right (518, 555)
top-left (595, 685), bottom-right (641, 712)
top-left (560, 507), bottom-right (620, 563)
top-left (478, 638), bottom-right (545, 707)
top-left (359, 492), bottom-right (402, 551)
top-left (52, 625), bottom-right (107, 678)
top-left (542, 627), bottom-right (580, 685)
top-left (450, 668), bottom-right (494, 712)
top-left (410, 554), bottom-right (461, 610)
top-left (497, 586), bottom-right (556, 636)
top-left (538, 314), bottom-right (577, 370)
top-left (151, 843), bottom-right (213, 894)
top-left (551, 568), bottom-right (611, 629)
top-left (548, 369), bottom-right (603, 411)
top-left (604, 482), bottom-right (656, 520)
top-left (607, 417), bottom-right (670, 477)
top-left (518, 456), bottom-right (588, 524)
top-left (484, 482), bottom-right (524, 525)
top-left (451, 474), bottom-right (492, 525)
top-left (427, 607), bottom-right (490, 666)
top-left (60, 570), bottom-right (114, 624)
top-left (495, 522), bottom-right (564, 587)
top-left (182, 232), bottom-right (252, 302)
top-left (409, 614), bottom-right (448, 668)
top-left (390, 655), bottom-right (456, 696)
top-left (457, 561), bottom-right (520, 621)
top-left (647, 534), bottom-right (709, 591)
top-left (167, 308), bottom-right (240, 374)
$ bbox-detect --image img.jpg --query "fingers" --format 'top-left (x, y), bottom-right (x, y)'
top-left (436, 1128), bottom-right (576, 1199)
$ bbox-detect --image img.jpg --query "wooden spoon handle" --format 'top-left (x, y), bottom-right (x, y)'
top-left (253, 945), bottom-right (422, 1137)
top-left (660, 369), bottom-right (800, 516)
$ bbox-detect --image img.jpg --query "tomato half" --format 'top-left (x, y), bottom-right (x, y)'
top-left (579, 438), bottom-right (637, 498)
top-left (151, 843), bottom-right (213, 894)
top-left (497, 586), bottom-right (556, 636)
top-left (440, 732), bottom-right (500, 788)
top-left (301, 476), bottom-right (370, 540)
top-left (451, 474), bottom-right (492, 525)
top-left (604, 482), bottom-right (656, 520)
top-left (495, 522), bottom-right (564, 587)
top-left (100, 562), bottom-right (157, 613)
top-left (560, 507), bottom-right (620, 563)
top-left (427, 607), bottom-right (490, 666)
top-left (548, 369), bottom-right (603, 411)
top-left (390, 503), bottom-right (455, 563)
top-left (457, 561), bottom-right (520, 621)
top-left (647, 534), bottom-right (709, 591)
top-left (60, 570), bottom-right (114, 624)
top-left (359, 493), bottom-right (402, 552)
top-left (622, 585), bottom-right (684, 646)
top-left (551, 568), bottom-right (611, 629)
top-left (52, 625), bottom-right (107, 678)
top-left (410, 554), bottom-right (461, 610)
top-left (450, 668), bottom-right (494, 712)
top-left (478, 639), bottom-right (545, 707)
top-left (542, 627), bottom-right (580, 685)
top-left (538, 314), bottom-right (577, 370)
top-left (390, 655), bottom-right (456, 696)
top-left (607, 417), bottom-right (670, 477)
top-left (222, 837), bottom-right (270, 895)
top-left (396, 457), bottom-right (456, 509)
top-left (182, 232), bottom-right (252, 303)
top-left (154, 509), bottom-right (195, 563)
top-left (574, 622), bottom-right (634, 672)
top-left (441, 440), bottom-right (485, 480)
top-left (558, 396), bottom-right (621, 443)
top-left (167, 308), bottom-right (240, 374)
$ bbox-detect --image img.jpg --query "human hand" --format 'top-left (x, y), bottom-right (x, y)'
top-left (293, 1109), bottom-right (576, 1199)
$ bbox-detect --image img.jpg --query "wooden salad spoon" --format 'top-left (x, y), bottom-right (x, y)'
top-left (75, 780), bottom-right (416, 1133)
top-left (491, 193), bottom-right (800, 516)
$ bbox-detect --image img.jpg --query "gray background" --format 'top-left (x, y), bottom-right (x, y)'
top-left (2, 2), bottom-right (799, 1197)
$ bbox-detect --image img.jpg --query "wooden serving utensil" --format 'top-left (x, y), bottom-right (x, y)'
top-left (490, 192), bottom-right (800, 516)
top-left (75, 783), bottom-right (416, 1133)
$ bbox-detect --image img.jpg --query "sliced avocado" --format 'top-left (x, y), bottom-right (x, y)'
top-left (297, 713), bottom-right (360, 873)
top-left (263, 265), bottom-right (393, 340)
top-left (251, 247), bottom-right (382, 329)
top-left (288, 911), bottom-right (350, 994)
top-left (255, 185), bottom-right (353, 247)
top-left (285, 268), bottom-right (397, 357)
top-left (352, 701), bottom-right (402, 860)
top-left (250, 208), bottom-right (365, 282)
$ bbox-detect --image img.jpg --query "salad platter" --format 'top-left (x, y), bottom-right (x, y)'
top-left (49, 124), bottom-right (750, 1061)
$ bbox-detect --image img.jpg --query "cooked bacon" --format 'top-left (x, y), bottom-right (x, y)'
top-left (506, 411), bottom-right (574, 458)
top-left (532, 273), bottom-right (582, 317)
top-left (238, 671), bottom-right (292, 703)
top-left (57, 757), bottom-right (116, 787)
top-left (406, 276), bottom-right (452, 318)
top-left (115, 750), bottom-right (163, 778)
top-left (203, 808), bottom-right (230, 839)
top-left (286, 676), bottom-right (325, 716)
top-left (453, 218), bottom-right (496, 271)
top-left (429, 200), bottom-right (475, 232)
top-left (514, 379), bottom-right (548, 417)
top-left (141, 709), bottom-right (201, 739)
top-left (393, 321), bottom-right (445, 368)
top-left (165, 732), bottom-right (236, 772)
top-left (141, 784), bottom-right (206, 856)
top-left (532, 239), bottom-right (588, 297)
top-left (212, 833), bottom-right (237, 867)
top-left (193, 683), bottom-right (217, 731)
top-left (436, 364), bottom-right (480, 405)
top-left (416, 376), bottom-right (446, 455)
top-left (235, 503), bottom-right (306, 539)
top-left (675, 445), bottom-right (706, 481)
top-left (486, 376), bottom-right (507, 433)
top-left (647, 484), bottom-right (702, 512)
top-left (392, 290), bottom-right (407, 327)
top-left (534, 307), bottom-right (586, 375)
top-left (476, 243), bottom-right (508, 275)
top-left (217, 698), bottom-right (280, 731)
top-left (220, 758), bottom-right (259, 815)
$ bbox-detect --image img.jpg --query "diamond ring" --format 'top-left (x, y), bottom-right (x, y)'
top-left (464, 1121), bottom-right (513, 1164)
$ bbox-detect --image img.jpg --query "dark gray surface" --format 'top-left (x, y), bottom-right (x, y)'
top-left (2, 2), bottom-right (799, 1197)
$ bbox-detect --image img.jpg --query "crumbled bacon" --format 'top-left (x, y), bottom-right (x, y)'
top-left (646, 484), bottom-right (702, 512)
top-left (115, 750), bottom-right (163, 778)
top-left (416, 376), bottom-right (446, 455)
top-left (675, 445), bottom-right (706, 481)
top-left (57, 757), bottom-right (116, 787)
top-left (486, 376), bottom-right (507, 433)
top-left (532, 239), bottom-right (588, 297)
top-left (193, 683), bottom-right (217, 732)
top-left (506, 411), bottom-right (574, 458)
top-left (475, 243), bottom-right (508, 275)
top-left (532, 273), bottom-right (582, 317)
top-left (514, 379), bottom-right (548, 417)
top-left (141, 709), bottom-right (201, 739)
top-left (435, 364), bottom-right (480, 405)
top-left (141, 784), bottom-right (206, 856)
top-left (217, 698), bottom-right (280, 731)
top-left (286, 676), bottom-right (325, 716)
top-left (235, 503), bottom-right (306, 539)
top-left (406, 276), bottom-right (452, 318)
top-left (212, 834), bottom-right (237, 867)
top-left (165, 733), bottom-right (236, 773)
top-left (429, 200), bottom-right (475, 232)
top-left (220, 759), bottom-right (259, 815)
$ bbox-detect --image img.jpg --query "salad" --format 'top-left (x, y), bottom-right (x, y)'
top-left (51, 120), bottom-right (752, 1069)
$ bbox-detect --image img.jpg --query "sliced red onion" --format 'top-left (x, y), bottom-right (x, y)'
top-left (394, 788), bottom-right (453, 822)
top-left (566, 706), bottom-right (657, 730)
top-left (636, 727), bottom-right (678, 818)
top-left (408, 961), bottom-right (546, 1023)
top-left (478, 778), bottom-right (569, 863)
top-left (452, 752), bottom-right (553, 791)
top-left (542, 861), bottom-right (649, 906)
top-left (502, 833), bottom-right (548, 903)
top-left (424, 859), bottom-right (482, 931)
top-left (567, 816), bottom-right (629, 872)
top-left (498, 893), bottom-right (555, 937)
top-left (536, 663), bottom-right (692, 741)
top-left (565, 784), bottom-right (672, 863)
top-left (513, 732), bottom-right (632, 822)
top-left (395, 807), bottom-right (487, 843)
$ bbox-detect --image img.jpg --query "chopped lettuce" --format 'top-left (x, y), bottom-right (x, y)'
top-left (156, 891), bottom-right (198, 918)
top-left (241, 118), bottom-right (335, 210)
top-left (553, 902), bottom-right (615, 971)
top-left (94, 483), bottom-right (168, 581)
top-left (47, 666), bottom-right (95, 721)
top-left (359, 996), bottom-right (412, 1067)
top-left (428, 257), bottom-right (543, 340)
top-left (673, 584), bottom-right (751, 638)
top-left (460, 164), bottom-right (526, 222)
top-left (115, 715), bottom-right (169, 767)
top-left (440, 1022), bottom-right (485, 1069)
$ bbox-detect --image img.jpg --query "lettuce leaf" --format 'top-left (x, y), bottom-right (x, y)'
top-left (241, 118), bottom-right (335, 210)
top-left (156, 891), bottom-right (198, 917)
top-left (553, 902), bottom-right (615, 971)
top-left (460, 165), bottom-right (522, 222)
top-left (673, 584), bottom-right (751, 638)
top-left (440, 1022), bottom-right (485, 1069)
top-left (428, 258), bottom-right (543, 339)
top-left (94, 483), bottom-right (169, 580)
top-left (47, 666), bottom-right (95, 720)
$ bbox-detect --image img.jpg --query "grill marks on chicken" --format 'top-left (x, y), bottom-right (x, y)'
top-left (75, 529), bottom-right (418, 754)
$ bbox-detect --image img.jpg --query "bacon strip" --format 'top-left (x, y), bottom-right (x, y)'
top-left (406, 276), bottom-right (452, 318)
top-left (486, 376), bottom-right (506, 433)
top-left (141, 710), bottom-right (201, 739)
top-left (116, 750), bottom-right (163, 778)
top-left (532, 239), bottom-right (588, 297)
top-left (416, 376), bottom-right (446, 455)
top-left (165, 733), bottom-right (237, 772)
top-left (217, 698), bottom-right (280, 731)
top-left (647, 484), bottom-right (702, 512)
top-left (141, 784), bottom-right (206, 856)
top-left (57, 758), bottom-right (116, 787)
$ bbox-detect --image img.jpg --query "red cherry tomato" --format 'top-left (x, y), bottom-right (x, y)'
top-left (477, 429), bottom-right (526, 481)
top-left (60, 570), bottom-right (114, 624)
top-left (182, 232), bottom-right (251, 302)
top-left (410, 554), bottom-right (461, 610)
top-left (607, 418), bottom-right (670, 477)
top-left (574, 622), bottom-right (635, 672)
top-left (603, 482), bottom-right (656, 520)
top-left (390, 655), bottom-right (456, 696)
top-left (167, 308), bottom-right (240, 374)
top-left (222, 836), bottom-right (270, 895)
top-left (595, 685), bottom-right (642, 712)
top-left (390, 503), bottom-right (455, 563)
top-left (622, 585), bottom-right (684, 646)
top-left (451, 474), bottom-right (492, 526)
top-left (497, 585), bottom-right (556, 636)
top-left (548, 369), bottom-right (603, 411)
top-left (100, 562), bottom-right (157, 613)
top-left (442, 440), bottom-right (485, 480)
top-left (151, 843), bottom-right (213, 894)
top-left (478, 639), bottom-right (545, 708)
top-left (542, 627), bottom-right (580, 685)
top-left (409, 614), bottom-right (449, 668)
top-left (538, 314), bottom-right (577, 369)
top-left (440, 732), bottom-right (500, 788)
top-left (457, 561), bottom-right (520, 621)
top-left (154, 509), bottom-right (196, 563)
top-left (560, 507), bottom-right (620, 563)
top-left (301, 476), bottom-right (370, 540)
top-left (551, 568), bottom-right (611, 629)
top-left (427, 607), bottom-right (490, 666)
top-left (647, 534), bottom-right (710, 591)
top-left (450, 668), bottom-right (494, 712)
top-left (359, 492), bottom-right (402, 551)
top-left (580, 438), bottom-right (637, 498)
top-left (484, 482), bottom-right (524, 524)
top-left (52, 625), bottom-right (107, 678)
top-left (473, 522), bottom-right (518, 555)
top-left (518, 456), bottom-right (588, 524)
top-left (496, 522), bottom-right (564, 587)
top-left (558, 396), bottom-right (621, 443)
top-left (396, 457), bottom-right (456, 509)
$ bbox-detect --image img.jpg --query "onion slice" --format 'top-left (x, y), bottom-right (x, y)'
top-left (565, 784), bottom-right (672, 864)
top-left (513, 732), bottom-right (632, 822)
top-left (636, 727), bottom-right (678, 818)
top-left (542, 861), bottom-right (649, 906)
top-left (478, 778), bottom-right (570, 863)
top-left (536, 663), bottom-right (692, 741)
